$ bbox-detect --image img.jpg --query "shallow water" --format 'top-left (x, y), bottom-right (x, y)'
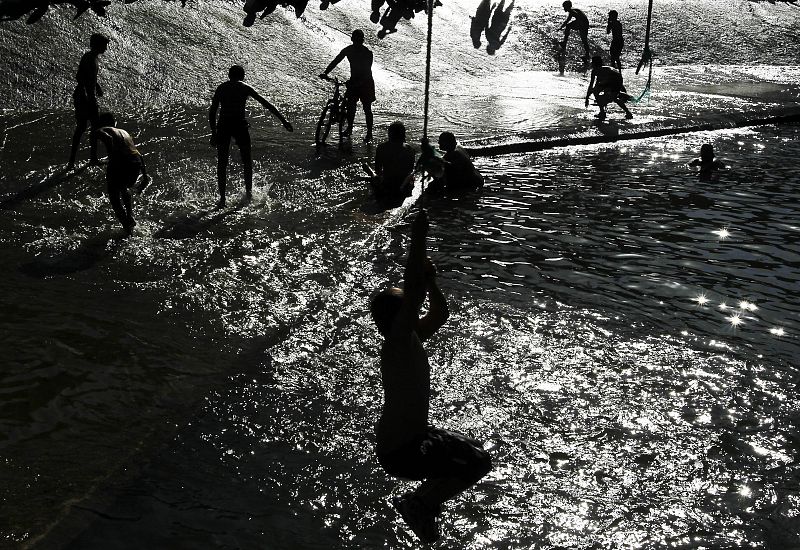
top-left (2, 0), bottom-right (800, 548)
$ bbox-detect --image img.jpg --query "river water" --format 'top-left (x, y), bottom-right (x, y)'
top-left (1, 0), bottom-right (799, 549)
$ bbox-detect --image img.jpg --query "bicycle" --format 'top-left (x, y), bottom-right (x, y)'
top-left (315, 76), bottom-right (353, 153)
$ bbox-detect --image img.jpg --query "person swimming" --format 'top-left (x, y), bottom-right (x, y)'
top-left (371, 209), bottom-right (492, 544)
top-left (689, 144), bottom-right (725, 180)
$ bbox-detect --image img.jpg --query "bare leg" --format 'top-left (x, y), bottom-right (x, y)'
top-left (238, 130), bottom-right (253, 200)
top-left (363, 101), bottom-right (373, 142)
top-left (345, 96), bottom-right (358, 137)
top-left (216, 136), bottom-right (231, 207)
top-left (616, 98), bottom-right (633, 118)
top-left (69, 118), bottom-right (88, 168)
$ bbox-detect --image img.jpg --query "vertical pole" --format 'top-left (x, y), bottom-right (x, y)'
top-left (422, 0), bottom-right (434, 141)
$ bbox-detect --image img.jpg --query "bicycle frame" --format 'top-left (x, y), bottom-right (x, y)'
top-left (315, 77), bottom-right (353, 152)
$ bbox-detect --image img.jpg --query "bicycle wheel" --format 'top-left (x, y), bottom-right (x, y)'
top-left (315, 102), bottom-right (334, 151)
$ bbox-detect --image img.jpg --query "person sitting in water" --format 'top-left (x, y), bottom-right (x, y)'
top-left (689, 144), bottom-right (725, 179)
top-left (209, 64), bottom-right (294, 208)
top-left (437, 132), bottom-right (483, 192)
top-left (606, 10), bottom-right (623, 72)
top-left (95, 112), bottom-right (150, 234)
top-left (320, 29), bottom-right (375, 142)
top-left (365, 121), bottom-right (415, 204)
top-left (372, 209), bottom-right (492, 544)
top-left (558, 0), bottom-right (590, 61)
top-left (585, 56), bottom-right (633, 120)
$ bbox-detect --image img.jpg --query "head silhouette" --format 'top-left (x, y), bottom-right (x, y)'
top-left (562, 1), bottom-right (572, 11)
top-left (438, 131), bottom-right (457, 152)
top-left (608, 9), bottom-right (618, 20)
top-left (90, 33), bottom-right (109, 53)
top-left (387, 121), bottom-right (406, 143)
top-left (352, 29), bottom-right (365, 44)
top-left (700, 143), bottom-right (715, 161)
top-left (229, 65), bottom-right (245, 81)
top-left (98, 112), bottom-right (116, 127)
top-left (371, 287), bottom-right (404, 336)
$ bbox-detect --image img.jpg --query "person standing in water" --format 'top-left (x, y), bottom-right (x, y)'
top-left (585, 55), bottom-right (633, 120)
top-left (95, 112), bottom-right (150, 234)
top-left (209, 65), bottom-right (293, 208)
top-left (606, 10), bottom-right (623, 72)
top-left (371, 210), bottom-right (492, 544)
top-left (558, 0), bottom-right (590, 62)
top-left (68, 32), bottom-right (109, 169)
top-left (365, 120), bottom-right (415, 204)
top-left (320, 29), bottom-right (375, 143)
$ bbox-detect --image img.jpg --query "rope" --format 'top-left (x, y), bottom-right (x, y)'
top-left (631, 0), bottom-right (654, 104)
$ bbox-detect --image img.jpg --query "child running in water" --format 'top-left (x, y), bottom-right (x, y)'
top-left (96, 113), bottom-right (150, 234)
top-left (371, 210), bottom-right (492, 544)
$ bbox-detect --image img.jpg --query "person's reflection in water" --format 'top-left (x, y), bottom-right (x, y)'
top-left (366, 121), bottom-right (415, 205)
top-left (319, 0), bottom-right (342, 9)
top-left (371, 210), bottom-right (492, 544)
top-left (209, 65), bottom-right (294, 208)
top-left (486, 0), bottom-right (513, 55)
top-left (689, 144), bottom-right (725, 181)
top-left (242, 0), bottom-right (308, 25)
top-left (68, 32), bottom-right (109, 169)
top-left (469, 0), bottom-right (493, 48)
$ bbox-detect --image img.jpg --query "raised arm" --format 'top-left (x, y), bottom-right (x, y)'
top-left (416, 257), bottom-right (449, 341)
top-left (250, 87), bottom-right (293, 131)
top-left (395, 210), bottom-right (430, 330)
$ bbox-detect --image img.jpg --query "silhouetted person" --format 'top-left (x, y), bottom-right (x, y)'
top-left (243, 0), bottom-right (307, 25)
top-left (606, 10), bottom-right (623, 71)
top-left (366, 121), bottom-right (415, 204)
top-left (485, 0), bottom-right (513, 55)
top-left (558, 0), bottom-right (590, 61)
top-left (320, 29), bottom-right (375, 142)
top-left (319, 0), bottom-right (342, 10)
top-left (586, 56), bottom-right (632, 120)
top-left (96, 112), bottom-right (150, 234)
top-left (470, 0), bottom-right (492, 48)
top-left (209, 65), bottom-right (293, 208)
top-left (371, 210), bottom-right (492, 544)
top-left (370, 0), bottom-right (385, 22)
top-left (689, 144), bottom-right (725, 180)
top-left (437, 132), bottom-right (483, 192)
top-left (68, 32), bottom-right (108, 169)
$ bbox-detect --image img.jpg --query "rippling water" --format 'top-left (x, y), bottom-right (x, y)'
top-left (2, 0), bottom-right (800, 548)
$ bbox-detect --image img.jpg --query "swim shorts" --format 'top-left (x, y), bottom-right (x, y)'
top-left (567, 19), bottom-right (589, 38)
top-left (107, 156), bottom-right (142, 190)
top-left (377, 427), bottom-right (492, 484)
top-left (216, 120), bottom-right (251, 150)
top-left (610, 39), bottom-right (623, 58)
top-left (347, 78), bottom-right (376, 104)
top-left (73, 87), bottom-right (99, 125)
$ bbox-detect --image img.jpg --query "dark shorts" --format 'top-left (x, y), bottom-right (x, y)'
top-left (348, 78), bottom-right (376, 105)
top-left (73, 88), bottom-right (99, 125)
top-left (610, 40), bottom-right (623, 58)
top-left (107, 157), bottom-right (142, 191)
top-left (217, 120), bottom-right (251, 152)
top-left (377, 427), bottom-right (492, 484)
top-left (567, 20), bottom-right (589, 38)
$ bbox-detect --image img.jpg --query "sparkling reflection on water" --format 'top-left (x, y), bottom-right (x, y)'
top-left (42, 124), bottom-right (800, 549)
